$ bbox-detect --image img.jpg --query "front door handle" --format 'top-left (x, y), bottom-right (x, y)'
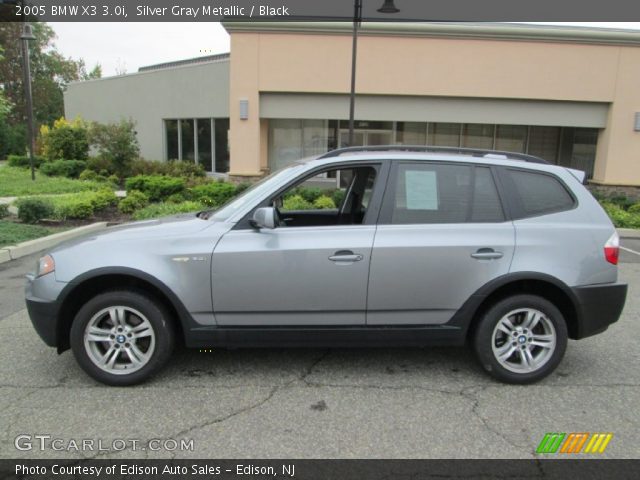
top-left (471, 248), bottom-right (503, 260)
top-left (329, 250), bottom-right (363, 263)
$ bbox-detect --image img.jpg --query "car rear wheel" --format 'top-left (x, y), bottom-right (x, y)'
top-left (473, 294), bottom-right (568, 384)
top-left (70, 290), bottom-right (174, 386)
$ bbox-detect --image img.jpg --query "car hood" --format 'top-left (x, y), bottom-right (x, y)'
top-left (50, 213), bottom-right (216, 253)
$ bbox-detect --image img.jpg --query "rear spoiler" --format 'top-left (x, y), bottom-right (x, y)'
top-left (566, 168), bottom-right (587, 185)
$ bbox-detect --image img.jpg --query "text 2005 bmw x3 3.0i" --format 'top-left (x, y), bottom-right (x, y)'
top-left (25, 146), bottom-right (628, 386)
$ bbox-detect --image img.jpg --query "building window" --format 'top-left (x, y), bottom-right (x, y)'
top-left (266, 119), bottom-right (598, 179)
top-left (430, 123), bottom-right (460, 147)
top-left (165, 120), bottom-right (179, 160)
top-left (569, 128), bottom-right (598, 179)
top-left (196, 118), bottom-right (213, 172)
top-left (268, 119), bottom-right (330, 171)
top-left (214, 118), bottom-right (230, 173)
top-left (164, 118), bottom-right (229, 173)
top-left (462, 124), bottom-right (495, 149)
top-left (495, 125), bottom-right (527, 153)
top-left (527, 126), bottom-right (560, 163)
top-left (181, 119), bottom-right (195, 161)
top-left (396, 122), bottom-right (427, 145)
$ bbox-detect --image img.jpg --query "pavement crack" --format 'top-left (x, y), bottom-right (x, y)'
top-left (297, 350), bottom-right (331, 383)
top-left (459, 385), bottom-right (531, 454)
top-left (166, 385), bottom-right (282, 459)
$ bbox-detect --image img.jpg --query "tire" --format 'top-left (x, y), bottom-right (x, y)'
top-left (70, 290), bottom-right (175, 386)
top-left (473, 294), bottom-right (568, 384)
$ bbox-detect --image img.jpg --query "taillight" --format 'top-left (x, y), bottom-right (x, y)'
top-left (604, 232), bottom-right (620, 265)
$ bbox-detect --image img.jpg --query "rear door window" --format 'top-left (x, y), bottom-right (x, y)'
top-left (387, 163), bottom-right (504, 224)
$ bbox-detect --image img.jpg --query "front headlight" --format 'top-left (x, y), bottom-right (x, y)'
top-left (36, 254), bottom-right (55, 277)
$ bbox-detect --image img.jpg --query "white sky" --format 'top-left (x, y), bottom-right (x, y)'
top-left (48, 22), bottom-right (640, 77)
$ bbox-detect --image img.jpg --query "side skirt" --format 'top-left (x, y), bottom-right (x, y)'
top-left (185, 325), bottom-right (465, 349)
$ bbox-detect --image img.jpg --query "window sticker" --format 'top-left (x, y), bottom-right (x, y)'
top-left (405, 170), bottom-right (438, 210)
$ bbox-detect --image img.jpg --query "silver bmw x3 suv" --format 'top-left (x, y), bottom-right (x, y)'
top-left (25, 146), bottom-right (627, 385)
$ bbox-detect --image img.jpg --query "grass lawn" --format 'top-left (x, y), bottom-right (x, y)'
top-left (0, 220), bottom-right (67, 248)
top-left (0, 166), bottom-right (103, 197)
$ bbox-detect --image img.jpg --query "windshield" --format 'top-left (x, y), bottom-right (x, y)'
top-left (210, 163), bottom-right (305, 221)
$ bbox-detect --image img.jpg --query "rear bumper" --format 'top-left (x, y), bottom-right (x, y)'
top-left (572, 283), bottom-right (627, 339)
top-left (25, 297), bottom-right (60, 347)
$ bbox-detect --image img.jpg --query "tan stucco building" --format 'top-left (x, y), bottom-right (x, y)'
top-left (65, 22), bottom-right (640, 187)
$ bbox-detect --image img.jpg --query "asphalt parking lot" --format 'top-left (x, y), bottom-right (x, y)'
top-left (0, 239), bottom-right (638, 459)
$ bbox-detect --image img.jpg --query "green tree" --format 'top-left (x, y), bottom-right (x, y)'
top-left (0, 22), bottom-right (101, 155)
top-left (0, 45), bottom-right (23, 158)
top-left (90, 119), bottom-right (140, 177)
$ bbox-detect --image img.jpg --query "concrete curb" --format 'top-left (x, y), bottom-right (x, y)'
top-left (618, 228), bottom-right (640, 239)
top-left (0, 222), bottom-right (108, 264)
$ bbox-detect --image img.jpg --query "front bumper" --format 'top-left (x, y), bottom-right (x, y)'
top-left (25, 296), bottom-right (60, 347)
top-left (25, 272), bottom-right (66, 348)
top-left (572, 283), bottom-right (628, 339)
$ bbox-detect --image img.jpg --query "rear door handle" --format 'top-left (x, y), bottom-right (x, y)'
top-left (471, 248), bottom-right (503, 260)
top-left (329, 250), bottom-right (363, 263)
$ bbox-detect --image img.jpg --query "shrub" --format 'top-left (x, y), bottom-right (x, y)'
top-left (39, 190), bottom-right (118, 220)
top-left (628, 203), bottom-right (640, 215)
top-left (39, 117), bottom-right (90, 161)
top-left (283, 195), bottom-right (313, 211)
top-left (129, 159), bottom-right (207, 179)
top-left (107, 174), bottom-right (120, 186)
top-left (86, 155), bottom-right (113, 174)
top-left (124, 175), bottom-right (185, 201)
top-left (0, 122), bottom-right (26, 160)
top-left (16, 197), bottom-right (54, 224)
top-left (128, 158), bottom-right (162, 176)
top-left (189, 181), bottom-right (237, 207)
top-left (7, 154), bottom-right (45, 169)
top-left (90, 189), bottom-right (118, 210)
top-left (79, 169), bottom-right (98, 181)
top-left (235, 182), bottom-right (251, 194)
top-left (166, 193), bottom-right (187, 204)
top-left (601, 202), bottom-right (640, 229)
top-left (118, 190), bottom-right (149, 214)
top-left (164, 160), bottom-right (206, 178)
top-left (287, 186), bottom-right (324, 203)
top-left (90, 119), bottom-right (140, 177)
top-left (132, 201), bottom-right (204, 220)
top-left (313, 196), bottom-right (336, 209)
top-left (56, 200), bottom-right (94, 220)
top-left (608, 195), bottom-right (635, 210)
top-left (332, 189), bottom-right (346, 207)
top-left (40, 159), bottom-right (87, 178)
top-left (0, 204), bottom-right (9, 218)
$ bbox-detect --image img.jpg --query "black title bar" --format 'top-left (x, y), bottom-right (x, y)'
top-left (1, 0), bottom-right (640, 22)
top-left (2, 459), bottom-right (639, 479)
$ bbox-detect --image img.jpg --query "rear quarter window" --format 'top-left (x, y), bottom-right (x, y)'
top-left (504, 169), bottom-right (575, 218)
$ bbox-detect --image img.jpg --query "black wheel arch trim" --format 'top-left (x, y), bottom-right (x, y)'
top-left (448, 271), bottom-right (581, 337)
top-left (56, 267), bottom-right (198, 350)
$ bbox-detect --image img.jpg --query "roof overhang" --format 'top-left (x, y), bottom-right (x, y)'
top-left (223, 21), bottom-right (640, 46)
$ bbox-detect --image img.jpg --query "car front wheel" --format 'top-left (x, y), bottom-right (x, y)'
top-left (70, 290), bottom-right (174, 386)
top-left (474, 294), bottom-right (568, 384)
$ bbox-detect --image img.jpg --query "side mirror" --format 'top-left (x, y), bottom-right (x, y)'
top-left (250, 207), bottom-right (277, 229)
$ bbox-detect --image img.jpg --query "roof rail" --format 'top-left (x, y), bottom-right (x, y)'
top-left (317, 145), bottom-right (549, 164)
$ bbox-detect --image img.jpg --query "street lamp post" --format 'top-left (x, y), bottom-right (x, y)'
top-left (1, 0), bottom-right (37, 179)
top-left (347, 0), bottom-right (400, 147)
top-left (347, 0), bottom-right (362, 147)
top-left (20, 20), bottom-right (36, 181)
